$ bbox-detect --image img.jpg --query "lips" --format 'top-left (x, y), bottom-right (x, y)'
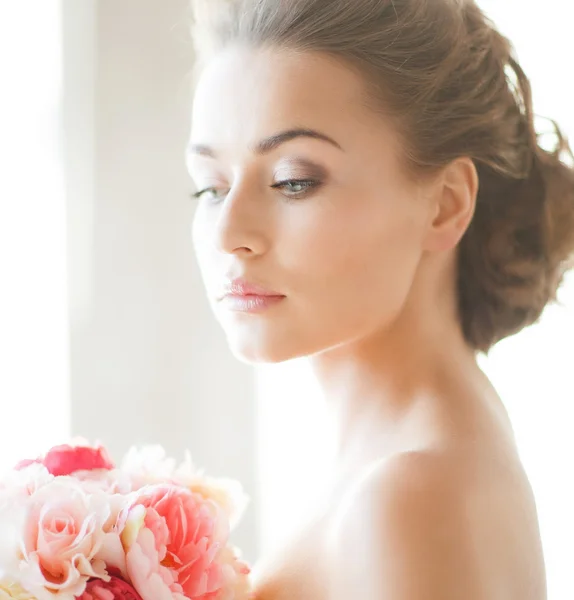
top-left (218, 278), bottom-right (285, 300)
top-left (220, 294), bottom-right (285, 313)
top-left (216, 278), bottom-right (286, 313)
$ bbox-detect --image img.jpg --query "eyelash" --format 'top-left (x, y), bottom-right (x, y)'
top-left (191, 179), bottom-right (322, 203)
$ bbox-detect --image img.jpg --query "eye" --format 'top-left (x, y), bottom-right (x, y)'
top-left (271, 179), bottom-right (321, 199)
top-left (191, 187), bottom-right (228, 203)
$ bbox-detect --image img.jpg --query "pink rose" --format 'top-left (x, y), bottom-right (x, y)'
top-left (17, 478), bottom-right (110, 600)
top-left (77, 576), bottom-right (143, 600)
top-left (73, 469), bottom-right (132, 496)
top-left (93, 496), bottom-right (133, 581)
top-left (0, 463), bottom-right (53, 496)
top-left (120, 447), bottom-right (249, 530)
top-left (16, 443), bottom-right (115, 477)
top-left (122, 485), bottom-right (230, 600)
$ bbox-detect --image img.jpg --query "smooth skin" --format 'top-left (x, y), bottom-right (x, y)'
top-left (187, 46), bottom-right (547, 599)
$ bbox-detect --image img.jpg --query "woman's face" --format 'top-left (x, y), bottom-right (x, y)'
top-left (188, 47), bottom-right (435, 363)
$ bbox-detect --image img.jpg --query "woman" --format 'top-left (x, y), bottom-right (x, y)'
top-left (186, 0), bottom-right (574, 598)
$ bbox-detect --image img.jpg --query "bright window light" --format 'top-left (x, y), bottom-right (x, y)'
top-left (0, 1), bottom-right (70, 472)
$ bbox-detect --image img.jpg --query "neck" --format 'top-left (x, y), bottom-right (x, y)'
top-left (306, 274), bottom-right (479, 476)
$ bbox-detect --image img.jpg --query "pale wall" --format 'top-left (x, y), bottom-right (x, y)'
top-left (62, 0), bottom-right (260, 561)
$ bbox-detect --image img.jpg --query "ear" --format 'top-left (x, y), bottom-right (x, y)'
top-left (423, 157), bottom-right (478, 253)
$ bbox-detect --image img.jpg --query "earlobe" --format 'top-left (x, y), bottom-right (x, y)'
top-left (423, 157), bottom-right (478, 253)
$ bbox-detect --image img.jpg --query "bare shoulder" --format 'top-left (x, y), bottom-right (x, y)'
top-left (330, 450), bottom-right (463, 530)
top-left (326, 450), bottom-right (546, 600)
top-left (329, 450), bottom-right (475, 554)
top-left (361, 448), bottom-right (469, 503)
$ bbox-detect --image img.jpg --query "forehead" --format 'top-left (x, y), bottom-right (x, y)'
top-left (190, 46), bottom-right (393, 152)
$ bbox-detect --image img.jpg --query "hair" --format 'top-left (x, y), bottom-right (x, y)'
top-left (190, 0), bottom-right (574, 353)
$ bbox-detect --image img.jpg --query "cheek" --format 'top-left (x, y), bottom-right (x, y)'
top-left (288, 194), bottom-right (423, 326)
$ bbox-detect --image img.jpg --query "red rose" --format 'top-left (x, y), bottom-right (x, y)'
top-left (15, 443), bottom-right (115, 476)
top-left (78, 576), bottom-right (144, 600)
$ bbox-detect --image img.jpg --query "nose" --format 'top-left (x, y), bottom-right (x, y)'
top-left (212, 181), bottom-right (270, 257)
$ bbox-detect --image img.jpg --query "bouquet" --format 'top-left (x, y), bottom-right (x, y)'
top-left (0, 441), bottom-right (253, 600)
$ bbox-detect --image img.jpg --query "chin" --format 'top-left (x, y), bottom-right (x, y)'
top-left (226, 337), bottom-right (299, 365)
top-left (216, 310), bottom-right (306, 364)
top-left (217, 308), bottom-right (373, 364)
top-left (224, 326), bottom-right (351, 364)
top-left (222, 323), bottom-right (321, 364)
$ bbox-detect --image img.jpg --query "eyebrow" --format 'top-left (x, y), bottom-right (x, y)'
top-left (188, 128), bottom-right (343, 158)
